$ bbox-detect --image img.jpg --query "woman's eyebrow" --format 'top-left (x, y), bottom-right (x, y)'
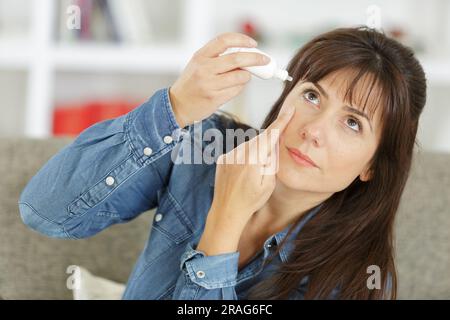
top-left (312, 82), bottom-right (329, 99)
top-left (313, 82), bottom-right (373, 132)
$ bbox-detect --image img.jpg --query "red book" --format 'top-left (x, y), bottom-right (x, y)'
top-left (53, 100), bottom-right (139, 136)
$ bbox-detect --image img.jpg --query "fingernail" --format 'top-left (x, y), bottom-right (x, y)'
top-left (249, 39), bottom-right (258, 46)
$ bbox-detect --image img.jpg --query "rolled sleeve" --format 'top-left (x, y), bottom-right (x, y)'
top-left (180, 242), bottom-right (239, 289)
top-left (18, 87), bottom-right (189, 239)
top-left (172, 242), bottom-right (239, 300)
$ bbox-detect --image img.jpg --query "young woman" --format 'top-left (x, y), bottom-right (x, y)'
top-left (19, 27), bottom-right (426, 299)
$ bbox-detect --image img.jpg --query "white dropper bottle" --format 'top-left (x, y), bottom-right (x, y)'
top-left (220, 47), bottom-right (293, 82)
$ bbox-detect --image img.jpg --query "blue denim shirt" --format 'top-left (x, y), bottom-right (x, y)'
top-left (19, 87), bottom-right (326, 300)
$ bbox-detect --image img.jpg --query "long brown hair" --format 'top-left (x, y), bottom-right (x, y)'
top-left (244, 26), bottom-right (427, 299)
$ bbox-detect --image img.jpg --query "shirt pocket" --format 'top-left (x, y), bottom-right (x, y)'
top-left (152, 187), bottom-right (194, 245)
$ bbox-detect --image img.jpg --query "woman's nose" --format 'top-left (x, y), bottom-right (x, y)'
top-left (298, 123), bottom-right (323, 148)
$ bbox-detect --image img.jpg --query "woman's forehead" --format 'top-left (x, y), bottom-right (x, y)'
top-left (310, 69), bottom-right (383, 121)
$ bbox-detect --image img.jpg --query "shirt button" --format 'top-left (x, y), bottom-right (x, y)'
top-left (105, 176), bottom-right (115, 186)
top-left (163, 135), bottom-right (173, 144)
top-left (143, 147), bottom-right (153, 156)
top-left (196, 270), bottom-right (206, 279)
top-left (155, 213), bottom-right (163, 222)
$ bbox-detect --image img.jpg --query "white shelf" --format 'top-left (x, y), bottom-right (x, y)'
top-left (0, 42), bottom-right (190, 73)
top-left (0, 41), bottom-right (32, 69)
top-left (52, 44), bottom-right (190, 73)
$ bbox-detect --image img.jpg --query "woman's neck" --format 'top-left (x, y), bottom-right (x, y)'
top-left (250, 178), bottom-right (333, 238)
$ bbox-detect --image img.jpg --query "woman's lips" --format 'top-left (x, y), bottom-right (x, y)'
top-left (287, 147), bottom-right (318, 168)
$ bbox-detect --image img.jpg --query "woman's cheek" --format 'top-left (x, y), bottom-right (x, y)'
top-left (326, 148), bottom-right (367, 187)
top-left (280, 119), bottom-right (296, 143)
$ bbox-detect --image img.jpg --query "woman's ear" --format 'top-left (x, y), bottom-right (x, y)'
top-left (359, 167), bottom-right (373, 182)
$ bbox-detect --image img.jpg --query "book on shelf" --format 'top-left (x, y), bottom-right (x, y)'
top-left (57, 0), bottom-right (154, 45)
top-left (52, 99), bottom-right (140, 136)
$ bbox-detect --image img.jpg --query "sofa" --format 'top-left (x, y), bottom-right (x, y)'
top-left (0, 137), bottom-right (449, 299)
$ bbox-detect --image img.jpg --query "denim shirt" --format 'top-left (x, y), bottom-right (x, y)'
top-left (18, 87), bottom-right (326, 300)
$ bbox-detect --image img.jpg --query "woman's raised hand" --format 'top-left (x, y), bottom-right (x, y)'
top-left (169, 32), bottom-right (270, 128)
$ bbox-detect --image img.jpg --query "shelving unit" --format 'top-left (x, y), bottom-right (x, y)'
top-left (0, 0), bottom-right (449, 152)
top-left (0, 0), bottom-right (215, 138)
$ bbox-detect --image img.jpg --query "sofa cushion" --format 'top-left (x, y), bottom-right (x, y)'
top-left (395, 150), bottom-right (450, 299)
top-left (0, 137), bottom-right (153, 300)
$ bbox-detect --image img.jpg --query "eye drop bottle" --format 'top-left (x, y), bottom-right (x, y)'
top-left (220, 47), bottom-right (293, 82)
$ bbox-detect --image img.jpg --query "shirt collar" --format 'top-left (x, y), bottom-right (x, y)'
top-left (274, 203), bottom-right (322, 263)
top-left (208, 163), bottom-right (322, 263)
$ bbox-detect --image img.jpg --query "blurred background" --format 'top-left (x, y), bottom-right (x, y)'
top-left (1, 1), bottom-right (450, 300)
top-left (0, 0), bottom-right (449, 151)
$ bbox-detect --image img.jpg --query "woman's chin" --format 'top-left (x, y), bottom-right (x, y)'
top-left (275, 165), bottom-right (305, 190)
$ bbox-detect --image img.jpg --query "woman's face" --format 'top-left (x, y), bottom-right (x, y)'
top-left (277, 69), bottom-right (383, 193)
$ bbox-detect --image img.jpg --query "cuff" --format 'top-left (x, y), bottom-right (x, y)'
top-left (180, 241), bottom-right (240, 289)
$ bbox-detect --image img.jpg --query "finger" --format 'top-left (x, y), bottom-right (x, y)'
top-left (212, 52), bottom-right (270, 74)
top-left (210, 69), bottom-right (251, 90)
top-left (238, 139), bottom-right (257, 165)
top-left (196, 32), bottom-right (258, 58)
top-left (256, 132), bottom-right (271, 166)
top-left (214, 83), bottom-right (246, 102)
top-left (259, 104), bottom-right (295, 156)
top-left (260, 137), bottom-right (279, 176)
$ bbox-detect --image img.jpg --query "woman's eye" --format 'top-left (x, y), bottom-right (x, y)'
top-left (346, 117), bottom-right (362, 133)
top-left (302, 90), bottom-right (320, 106)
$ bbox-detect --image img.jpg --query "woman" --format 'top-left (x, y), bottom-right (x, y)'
top-left (19, 27), bottom-right (427, 299)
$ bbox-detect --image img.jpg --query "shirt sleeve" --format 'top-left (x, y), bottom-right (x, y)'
top-left (172, 241), bottom-right (240, 300)
top-left (19, 87), bottom-right (190, 239)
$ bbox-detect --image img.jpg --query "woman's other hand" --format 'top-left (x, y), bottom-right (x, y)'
top-left (197, 103), bottom-right (296, 256)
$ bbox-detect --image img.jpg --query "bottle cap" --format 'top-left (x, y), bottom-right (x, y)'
top-left (274, 69), bottom-right (293, 82)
